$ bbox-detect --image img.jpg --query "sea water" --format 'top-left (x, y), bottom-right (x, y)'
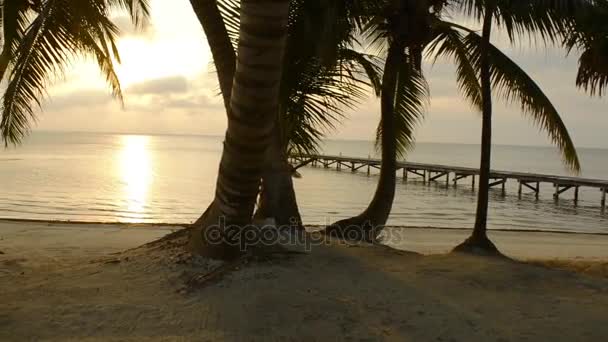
top-left (1, 131), bottom-right (606, 234)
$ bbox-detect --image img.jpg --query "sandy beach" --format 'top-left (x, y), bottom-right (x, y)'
top-left (1, 219), bottom-right (608, 341)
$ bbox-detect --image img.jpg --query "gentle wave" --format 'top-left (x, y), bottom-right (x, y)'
top-left (1, 132), bottom-right (607, 233)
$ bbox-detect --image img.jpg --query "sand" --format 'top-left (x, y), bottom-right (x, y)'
top-left (1, 219), bottom-right (608, 341)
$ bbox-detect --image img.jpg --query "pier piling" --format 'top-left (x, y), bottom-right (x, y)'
top-left (290, 153), bottom-right (608, 209)
top-left (518, 181), bottom-right (523, 198)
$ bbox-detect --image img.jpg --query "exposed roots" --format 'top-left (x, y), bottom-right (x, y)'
top-left (452, 235), bottom-right (503, 257)
top-left (188, 203), bottom-right (244, 261)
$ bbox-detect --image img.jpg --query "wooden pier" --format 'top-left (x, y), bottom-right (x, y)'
top-left (289, 154), bottom-right (608, 209)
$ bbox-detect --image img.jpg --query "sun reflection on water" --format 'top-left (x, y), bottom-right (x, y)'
top-left (119, 135), bottom-right (152, 221)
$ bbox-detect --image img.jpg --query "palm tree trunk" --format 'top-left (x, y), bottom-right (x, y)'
top-left (254, 127), bottom-right (304, 230)
top-left (189, 0), bottom-right (303, 231)
top-left (324, 41), bottom-right (402, 242)
top-left (0, 50), bottom-right (11, 81)
top-left (454, 2), bottom-right (499, 255)
top-left (189, 0), bottom-right (236, 227)
top-left (189, 0), bottom-right (235, 110)
top-left (188, 0), bottom-right (291, 259)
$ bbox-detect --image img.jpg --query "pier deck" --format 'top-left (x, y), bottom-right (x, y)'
top-left (289, 154), bottom-right (608, 208)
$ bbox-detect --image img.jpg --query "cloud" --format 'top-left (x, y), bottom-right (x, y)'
top-left (127, 76), bottom-right (189, 95)
top-left (45, 90), bottom-right (115, 110)
top-left (112, 15), bottom-right (156, 40)
top-left (31, 2), bottom-right (607, 149)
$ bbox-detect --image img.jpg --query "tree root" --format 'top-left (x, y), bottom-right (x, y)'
top-left (452, 235), bottom-right (503, 257)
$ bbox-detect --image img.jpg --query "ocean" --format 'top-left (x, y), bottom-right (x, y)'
top-left (1, 131), bottom-right (607, 234)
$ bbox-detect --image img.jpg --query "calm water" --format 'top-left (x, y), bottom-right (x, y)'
top-left (1, 131), bottom-right (607, 234)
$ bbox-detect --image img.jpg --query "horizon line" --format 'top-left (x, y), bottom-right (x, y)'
top-left (30, 129), bottom-right (608, 150)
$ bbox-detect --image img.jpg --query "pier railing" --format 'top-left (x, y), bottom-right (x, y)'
top-left (289, 153), bottom-right (608, 209)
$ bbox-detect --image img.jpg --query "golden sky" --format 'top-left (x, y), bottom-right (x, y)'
top-left (34, 0), bottom-right (608, 148)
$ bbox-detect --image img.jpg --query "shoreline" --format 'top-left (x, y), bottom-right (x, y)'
top-left (2, 217), bottom-right (607, 237)
top-left (2, 219), bottom-right (608, 260)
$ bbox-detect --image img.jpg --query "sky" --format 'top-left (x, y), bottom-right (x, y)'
top-left (34, 0), bottom-right (607, 148)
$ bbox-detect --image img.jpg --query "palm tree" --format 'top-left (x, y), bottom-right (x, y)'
top-left (454, 1), bottom-right (499, 254)
top-left (189, 0), bottom-right (381, 230)
top-left (325, 0), bottom-right (589, 244)
top-left (0, 0), bottom-right (150, 145)
top-left (0, 0), bottom-right (31, 80)
top-left (563, 0), bottom-right (608, 97)
top-left (0, 0), bottom-right (294, 259)
top-left (450, 0), bottom-right (595, 254)
top-left (325, 0), bottom-right (429, 242)
top-left (257, 0), bottom-right (381, 230)
top-left (187, 0), bottom-right (293, 259)
top-left (188, 0), bottom-right (235, 110)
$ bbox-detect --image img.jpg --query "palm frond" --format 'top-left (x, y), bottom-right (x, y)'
top-left (282, 54), bottom-right (371, 155)
top-left (562, 0), bottom-right (608, 96)
top-left (0, 0), bottom-right (32, 79)
top-left (427, 21), bottom-right (482, 111)
top-left (213, 0), bottom-right (376, 155)
top-left (575, 42), bottom-right (608, 96)
top-left (339, 48), bottom-right (383, 96)
top-left (361, 15), bottom-right (390, 57)
top-left (109, 0), bottom-right (151, 28)
top-left (376, 51), bottom-right (429, 158)
top-left (1, 0), bottom-right (125, 145)
top-left (217, 0), bottom-right (240, 49)
top-left (464, 32), bottom-right (581, 173)
top-left (451, 0), bottom-right (596, 45)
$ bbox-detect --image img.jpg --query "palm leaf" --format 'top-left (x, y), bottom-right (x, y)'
top-left (562, 0), bottom-right (608, 96)
top-left (282, 53), bottom-right (371, 155)
top-left (216, 0), bottom-right (378, 155)
top-left (1, 0), bottom-right (135, 145)
top-left (340, 48), bottom-right (383, 96)
top-left (575, 42), bottom-right (608, 96)
top-left (109, 0), bottom-right (151, 28)
top-left (376, 51), bottom-right (429, 158)
top-left (464, 32), bottom-right (581, 173)
top-left (451, 0), bottom-right (595, 45)
top-left (0, 0), bottom-right (32, 79)
top-left (217, 0), bottom-right (240, 49)
top-left (427, 21), bottom-right (483, 111)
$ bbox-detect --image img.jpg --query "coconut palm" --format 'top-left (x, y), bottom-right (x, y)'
top-left (0, 0), bottom-right (295, 259)
top-left (188, 0), bottom-right (235, 110)
top-left (563, 0), bottom-right (608, 97)
top-left (0, 0), bottom-right (30, 80)
top-left (0, 0), bottom-right (150, 145)
top-left (325, 0), bottom-right (587, 244)
top-left (454, 1), bottom-right (499, 253)
top-left (189, 0), bottom-right (381, 230)
top-left (187, 0), bottom-right (293, 259)
top-left (449, 0), bottom-right (592, 253)
top-left (325, 0), bottom-right (430, 241)
top-left (259, 0), bottom-right (381, 229)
